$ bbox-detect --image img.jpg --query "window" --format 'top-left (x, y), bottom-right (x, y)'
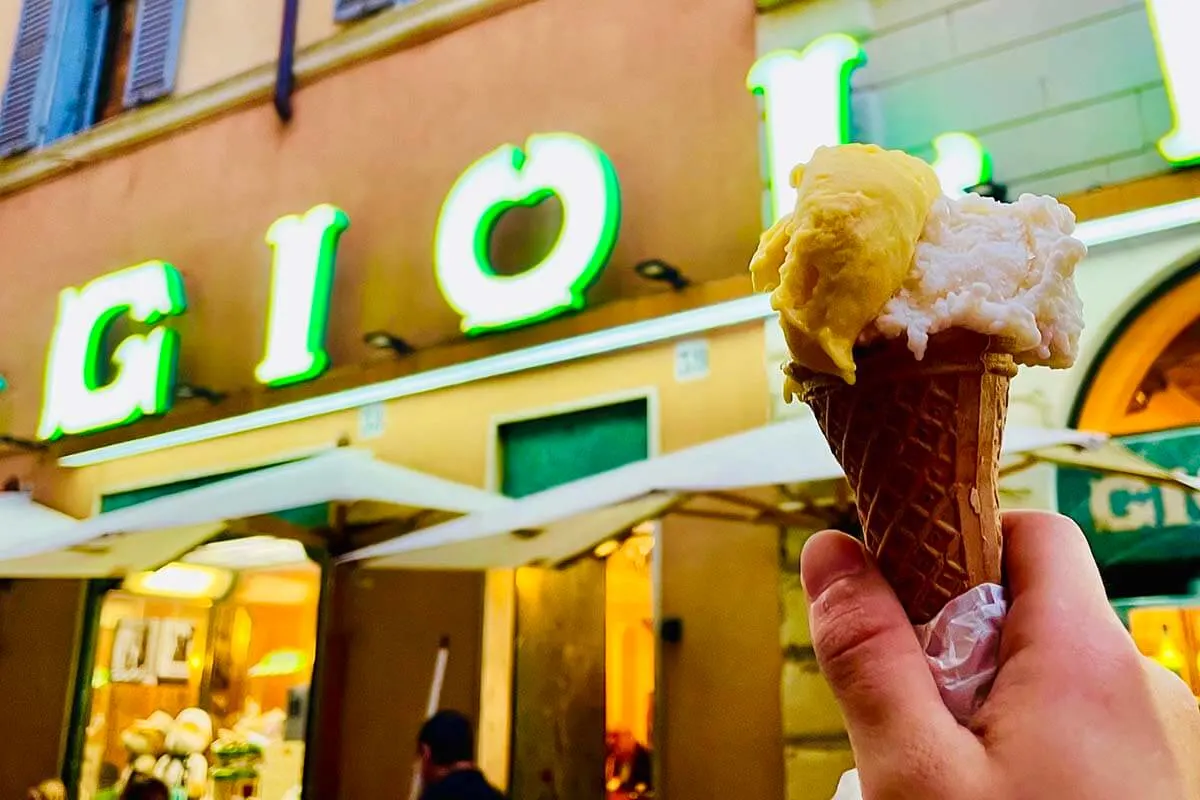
top-left (80, 552), bottom-right (321, 800)
top-left (68, 467), bottom-right (327, 800)
top-left (0, 0), bottom-right (187, 158)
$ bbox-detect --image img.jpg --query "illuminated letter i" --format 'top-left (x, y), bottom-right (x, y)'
top-left (255, 204), bottom-right (350, 387)
top-left (1145, 0), bottom-right (1200, 166)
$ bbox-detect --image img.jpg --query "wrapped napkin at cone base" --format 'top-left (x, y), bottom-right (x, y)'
top-left (749, 144), bottom-right (1087, 795)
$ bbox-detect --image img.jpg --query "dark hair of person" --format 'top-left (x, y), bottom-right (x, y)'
top-left (417, 710), bottom-right (476, 766)
top-left (120, 775), bottom-right (170, 800)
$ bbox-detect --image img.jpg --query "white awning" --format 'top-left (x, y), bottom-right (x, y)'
top-left (0, 449), bottom-right (507, 577)
top-left (0, 492), bottom-right (81, 559)
top-left (344, 419), bottom-right (1166, 571)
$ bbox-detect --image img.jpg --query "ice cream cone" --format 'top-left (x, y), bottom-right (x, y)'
top-left (793, 331), bottom-right (1015, 624)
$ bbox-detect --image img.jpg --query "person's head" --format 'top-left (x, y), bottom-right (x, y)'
top-left (120, 775), bottom-right (170, 800)
top-left (610, 728), bottom-right (637, 758)
top-left (417, 710), bottom-right (476, 784)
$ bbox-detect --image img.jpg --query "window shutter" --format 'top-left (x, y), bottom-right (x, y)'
top-left (123, 0), bottom-right (186, 108)
top-left (334, 0), bottom-right (396, 23)
top-left (0, 0), bottom-right (57, 157)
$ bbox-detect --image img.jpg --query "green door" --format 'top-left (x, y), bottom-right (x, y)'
top-left (502, 398), bottom-right (649, 800)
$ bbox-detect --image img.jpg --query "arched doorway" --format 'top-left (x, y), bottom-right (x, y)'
top-left (1073, 263), bottom-right (1200, 435)
top-left (1061, 259), bottom-right (1200, 694)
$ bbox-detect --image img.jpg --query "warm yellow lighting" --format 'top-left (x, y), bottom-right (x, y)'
top-left (248, 649), bottom-right (309, 678)
top-left (184, 535), bottom-right (310, 570)
top-left (236, 573), bottom-right (316, 606)
top-left (1156, 634), bottom-right (1187, 676)
top-left (124, 563), bottom-right (232, 600)
top-left (593, 540), bottom-right (620, 559)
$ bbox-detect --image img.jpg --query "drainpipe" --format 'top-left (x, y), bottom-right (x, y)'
top-left (275, 0), bottom-right (300, 122)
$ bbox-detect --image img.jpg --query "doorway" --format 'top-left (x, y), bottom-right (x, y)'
top-left (498, 397), bottom-right (655, 800)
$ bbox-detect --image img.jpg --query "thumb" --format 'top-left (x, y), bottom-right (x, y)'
top-left (801, 531), bottom-right (964, 758)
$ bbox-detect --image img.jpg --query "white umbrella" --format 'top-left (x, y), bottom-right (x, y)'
top-left (0, 448), bottom-right (508, 576)
top-left (344, 419), bottom-right (1144, 571)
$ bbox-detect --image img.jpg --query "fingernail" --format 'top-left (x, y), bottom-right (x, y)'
top-left (801, 530), bottom-right (866, 599)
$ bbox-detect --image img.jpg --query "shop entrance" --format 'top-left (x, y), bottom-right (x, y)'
top-left (71, 471), bottom-right (326, 800)
top-left (1061, 260), bottom-right (1200, 700)
top-left (499, 397), bottom-right (655, 800)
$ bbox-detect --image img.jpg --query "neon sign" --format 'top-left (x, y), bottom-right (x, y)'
top-left (748, 37), bottom-right (994, 221)
top-left (932, 133), bottom-right (993, 198)
top-left (747, 34), bottom-right (866, 223)
top-left (255, 204), bottom-right (349, 388)
top-left (1145, 0), bottom-right (1200, 166)
top-left (434, 133), bottom-right (621, 335)
top-left (37, 134), bottom-right (622, 441)
top-left (38, 262), bottom-right (187, 441)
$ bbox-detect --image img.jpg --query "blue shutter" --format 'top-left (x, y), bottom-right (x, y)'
top-left (0, 0), bottom-right (57, 157)
top-left (123, 0), bottom-right (186, 108)
top-left (334, 0), bottom-right (396, 23)
top-left (43, 1), bottom-right (109, 144)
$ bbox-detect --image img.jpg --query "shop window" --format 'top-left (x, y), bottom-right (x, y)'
top-left (0, 0), bottom-right (187, 158)
top-left (70, 469), bottom-right (325, 800)
top-left (77, 542), bottom-right (320, 800)
top-left (499, 398), bottom-right (656, 799)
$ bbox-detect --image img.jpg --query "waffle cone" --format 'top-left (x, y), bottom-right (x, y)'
top-left (793, 331), bottom-right (1016, 624)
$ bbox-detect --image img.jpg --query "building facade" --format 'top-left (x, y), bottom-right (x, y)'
top-left (0, 1), bottom-right (784, 799)
top-left (1, 0), bottom-right (1199, 799)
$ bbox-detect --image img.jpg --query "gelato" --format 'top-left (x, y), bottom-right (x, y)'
top-left (751, 143), bottom-right (942, 384)
top-left (750, 141), bottom-right (1087, 625)
top-left (751, 144), bottom-right (1087, 391)
top-left (867, 193), bottom-right (1086, 368)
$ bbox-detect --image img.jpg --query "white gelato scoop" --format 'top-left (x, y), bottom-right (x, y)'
top-left (867, 192), bottom-right (1087, 367)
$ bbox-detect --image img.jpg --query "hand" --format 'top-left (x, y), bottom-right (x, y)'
top-left (801, 510), bottom-right (1200, 799)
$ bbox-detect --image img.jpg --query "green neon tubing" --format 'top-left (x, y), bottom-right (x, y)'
top-left (255, 204), bottom-right (350, 388)
top-left (38, 261), bottom-right (188, 441)
top-left (434, 132), bottom-right (622, 336)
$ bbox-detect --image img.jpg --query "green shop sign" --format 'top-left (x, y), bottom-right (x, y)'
top-left (1058, 426), bottom-right (1200, 565)
top-left (36, 132), bottom-right (621, 442)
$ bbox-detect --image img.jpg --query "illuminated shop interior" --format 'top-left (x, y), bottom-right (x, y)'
top-left (78, 535), bottom-right (319, 800)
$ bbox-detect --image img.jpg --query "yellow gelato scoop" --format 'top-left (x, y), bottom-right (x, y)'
top-left (750, 143), bottom-right (942, 384)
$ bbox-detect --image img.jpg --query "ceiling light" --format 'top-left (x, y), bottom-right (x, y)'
top-left (124, 562), bottom-right (233, 600)
top-left (634, 260), bottom-right (690, 291)
top-left (593, 539), bottom-right (620, 558)
top-left (175, 383), bottom-right (226, 404)
top-left (363, 330), bottom-right (415, 355)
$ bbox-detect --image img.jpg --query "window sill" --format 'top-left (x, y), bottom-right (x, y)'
top-left (0, 0), bottom-right (533, 199)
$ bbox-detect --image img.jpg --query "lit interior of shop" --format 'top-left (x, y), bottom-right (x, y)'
top-left (601, 528), bottom-right (655, 799)
top-left (78, 535), bottom-right (319, 800)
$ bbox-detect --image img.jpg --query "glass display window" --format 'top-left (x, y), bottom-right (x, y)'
top-left (1122, 599), bottom-right (1200, 698)
top-left (77, 536), bottom-right (321, 800)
